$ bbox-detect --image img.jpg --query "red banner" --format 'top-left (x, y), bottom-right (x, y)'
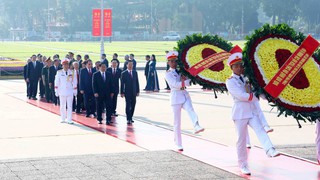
top-left (264, 35), bottom-right (320, 98)
top-left (92, 9), bottom-right (101, 36)
top-left (92, 9), bottom-right (112, 37)
top-left (187, 52), bottom-right (231, 76)
top-left (103, 9), bottom-right (112, 37)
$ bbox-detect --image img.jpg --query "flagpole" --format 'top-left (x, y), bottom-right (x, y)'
top-left (100, 0), bottom-right (105, 56)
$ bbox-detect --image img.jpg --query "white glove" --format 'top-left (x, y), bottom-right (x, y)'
top-left (184, 79), bottom-right (191, 87)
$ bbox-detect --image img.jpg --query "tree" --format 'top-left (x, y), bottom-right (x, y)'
top-left (261, 0), bottom-right (301, 25)
top-left (298, 0), bottom-right (320, 33)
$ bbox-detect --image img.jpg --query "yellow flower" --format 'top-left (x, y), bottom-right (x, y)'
top-left (255, 38), bottom-right (320, 107)
top-left (186, 43), bottom-right (232, 84)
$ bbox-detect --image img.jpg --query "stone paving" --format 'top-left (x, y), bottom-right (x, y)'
top-left (0, 151), bottom-right (244, 180)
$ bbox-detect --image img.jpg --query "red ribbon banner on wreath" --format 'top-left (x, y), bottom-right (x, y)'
top-left (187, 51), bottom-right (231, 76)
top-left (264, 35), bottom-right (320, 98)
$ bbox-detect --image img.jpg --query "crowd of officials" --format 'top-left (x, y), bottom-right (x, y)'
top-left (22, 52), bottom-right (161, 125)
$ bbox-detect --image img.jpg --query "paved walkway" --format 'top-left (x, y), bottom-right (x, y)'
top-left (0, 69), bottom-right (319, 179)
top-left (0, 151), bottom-right (243, 180)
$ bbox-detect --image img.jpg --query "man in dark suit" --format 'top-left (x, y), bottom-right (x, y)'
top-left (121, 61), bottom-right (140, 124)
top-left (93, 63), bottom-right (114, 124)
top-left (68, 52), bottom-right (76, 66)
top-left (49, 58), bottom-right (62, 105)
top-left (144, 55), bottom-right (151, 81)
top-left (26, 54), bottom-right (42, 100)
top-left (112, 53), bottom-right (120, 68)
top-left (80, 59), bottom-right (96, 117)
top-left (123, 54), bottom-right (137, 71)
top-left (76, 54), bottom-right (83, 68)
top-left (37, 54), bottom-right (45, 98)
top-left (100, 53), bottom-right (109, 68)
top-left (23, 58), bottom-right (31, 97)
top-left (107, 59), bottom-right (122, 117)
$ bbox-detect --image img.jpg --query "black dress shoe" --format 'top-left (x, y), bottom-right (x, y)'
top-left (28, 96), bottom-right (31, 99)
top-left (93, 114), bottom-right (97, 118)
top-left (131, 120), bottom-right (134, 123)
top-left (86, 115), bottom-right (90, 118)
top-left (98, 121), bottom-right (102, 124)
top-left (127, 121), bottom-right (132, 125)
top-left (76, 111), bottom-right (81, 114)
top-left (32, 97), bottom-right (37, 100)
top-left (106, 121), bottom-right (111, 125)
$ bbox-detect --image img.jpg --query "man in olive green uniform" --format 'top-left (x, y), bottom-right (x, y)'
top-left (42, 57), bottom-right (52, 102)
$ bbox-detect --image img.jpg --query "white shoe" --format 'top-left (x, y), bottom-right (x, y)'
top-left (264, 126), bottom-right (274, 133)
top-left (246, 144), bottom-right (251, 149)
top-left (240, 166), bottom-right (251, 175)
top-left (267, 148), bottom-right (280, 157)
top-left (176, 145), bottom-right (183, 151)
top-left (194, 125), bottom-right (204, 134)
top-left (67, 121), bottom-right (74, 124)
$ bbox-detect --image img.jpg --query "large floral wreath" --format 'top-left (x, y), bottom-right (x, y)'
top-left (175, 34), bottom-right (233, 93)
top-left (242, 23), bottom-right (320, 126)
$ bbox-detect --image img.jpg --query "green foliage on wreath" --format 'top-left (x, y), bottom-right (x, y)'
top-left (242, 23), bottom-right (320, 127)
top-left (174, 33), bottom-right (233, 93)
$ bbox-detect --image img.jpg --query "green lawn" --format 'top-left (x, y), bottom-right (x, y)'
top-left (0, 41), bottom-right (246, 63)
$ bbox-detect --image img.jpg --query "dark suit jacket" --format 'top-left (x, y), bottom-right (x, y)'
top-left (120, 70), bottom-right (140, 97)
top-left (101, 59), bottom-right (109, 68)
top-left (80, 68), bottom-right (96, 94)
top-left (123, 59), bottom-right (137, 71)
top-left (27, 61), bottom-right (42, 80)
top-left (92, 71), bottom-right (114, 97)
top-left (23, 64), bottom-right (28, 80)
top-left (49, 65), bottom-right (62, 84)
top-left (107, 67), bottom-right (122, 94)
top-left (144, 61), bottom-right (150, 77)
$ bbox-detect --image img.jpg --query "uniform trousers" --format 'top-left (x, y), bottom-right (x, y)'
top-left (59, 95), bottom-right (73, 122)
top-left (111, 92), bottom-right (119, 114)
top-left (171, 98), bottom-right (198, 147)
top-left (246, 111), bottom-right (269, 145)
top-left (316, 121), bottom-right (320, 161)
top-left (234, 116), bottom-right (273, 168)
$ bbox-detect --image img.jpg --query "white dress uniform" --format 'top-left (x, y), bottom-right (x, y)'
top-left (226, 73), bottom-right (278, 169)
top-left (54, 69), bottom-right (77, 123)
top-left (315, 120), bottom-right (320, 163)
top-left (165, 67), bottom-right (203, 149)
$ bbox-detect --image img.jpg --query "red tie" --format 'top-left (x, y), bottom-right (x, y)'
top-left (89, 69), bottom-right (92, 76)
top-left (130, 71), bottom-right (133, 78)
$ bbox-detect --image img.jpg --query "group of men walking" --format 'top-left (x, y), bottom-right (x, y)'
top-left (23, 52), bottom-right (139, 125)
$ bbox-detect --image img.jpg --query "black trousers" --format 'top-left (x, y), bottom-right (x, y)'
top-left (39, 78), bottom-right (45, 97)
top-left (26, 82), bottom-right (30, 97)
top-left (51, 87), bottom-right (59, 105)
top-left (84, 94), bottom-right (96, 116)
top-left (125, 95), bottom-right (136, 121)
top-left (111, 92), bottom-right (119, 114)
top-left (74, 93), bottom-right (84, 112)
top-left (29, 79), bottom-right (38, 98)
top-left (44, 83), bottom-right (52, 102)
top-left (96, 96), bottom-right (112, 122)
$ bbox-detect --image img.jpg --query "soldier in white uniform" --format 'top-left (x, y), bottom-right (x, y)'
top-left (164, 51), bottom-right (204, 151)
top-left (54, 58), bottom-right (77, 124)
top-left (225, 45), bottom-right (280, 175)
top-left (316, 119), bottom-right (320, 164)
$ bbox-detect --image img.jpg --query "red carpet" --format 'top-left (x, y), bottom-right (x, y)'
top-left (11, 93), bottom-right (320, 180)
